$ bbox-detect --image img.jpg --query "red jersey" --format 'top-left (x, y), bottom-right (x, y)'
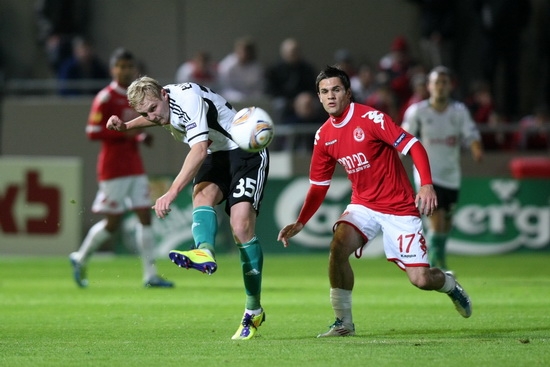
top-left (310, 102), bottom-right (420, 216)
top-left (86, 81), bottom-right (144, 181)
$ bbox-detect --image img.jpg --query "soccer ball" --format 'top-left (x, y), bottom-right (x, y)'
top-left (231, 107), bottom-right (274, 152)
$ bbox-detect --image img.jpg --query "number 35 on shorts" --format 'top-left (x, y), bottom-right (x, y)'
top-left (233, 178), bottom-right (257, 198)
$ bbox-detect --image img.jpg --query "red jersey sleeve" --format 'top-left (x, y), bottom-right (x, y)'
top-left (296, 184), bottom-right (330, 225)
top-left (408, 141), bottom-right (433, 186)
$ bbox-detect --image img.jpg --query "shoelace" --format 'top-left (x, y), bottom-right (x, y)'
top-left (330, 318), bottom-right (345, 328)
top-left (241, 313), bottom-right (254, 327)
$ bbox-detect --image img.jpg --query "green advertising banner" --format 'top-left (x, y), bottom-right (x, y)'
top-left (449, 177), bottom-right (550, 254)
top-left (118, 176), bottom-right (550, 257)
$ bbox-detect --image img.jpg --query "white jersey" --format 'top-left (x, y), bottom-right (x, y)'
top-left (163, 82), bottom-right (240, 153)
top-left (402, 99), bottom-right (480, 189)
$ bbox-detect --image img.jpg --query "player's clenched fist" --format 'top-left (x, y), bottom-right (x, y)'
top-left (106, 115), bottom-right (126, 131)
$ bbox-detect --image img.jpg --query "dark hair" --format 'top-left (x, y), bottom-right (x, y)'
top-left (429, 65), bottom-right (452, 78)
top-left (315, 65), bottom-right (351, 92)
top-left (109, 48), bottom-right (134, 68)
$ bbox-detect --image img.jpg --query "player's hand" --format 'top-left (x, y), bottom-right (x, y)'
top-left (152, 193), bottom-right (175, 219)
top-left (106, 115), bottom-right (126, 131)
top-left (277, 222), bottom-right (304, 248)
top-left (471, 141), bottom-right (484, 163)
top-left (415, 184), bottom-right (438, 216)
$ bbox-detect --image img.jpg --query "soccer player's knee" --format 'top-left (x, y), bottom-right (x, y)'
top-left (329, 237), bottom-right (355, 259)
top-left (231, 221), bottom-right (253, 243)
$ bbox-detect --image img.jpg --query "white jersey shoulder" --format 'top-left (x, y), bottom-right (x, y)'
top-left (164, 82), bottom-right (239, 152)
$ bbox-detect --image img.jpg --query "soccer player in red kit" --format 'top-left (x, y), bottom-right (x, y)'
top-left (278, 66), bottom-right (472, 337)
top-left (69, 48), bottom-right (173, 288)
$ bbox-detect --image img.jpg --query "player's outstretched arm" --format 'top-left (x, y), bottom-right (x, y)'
top-left (153, 141), bottom-right (209, 219)
top-left (106, 115), bottom-right (157, 131)
top-left (277, 184), bottom-right (329, 247)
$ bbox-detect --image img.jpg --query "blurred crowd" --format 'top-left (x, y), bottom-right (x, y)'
top-left (29, 0), bottom-right (550, 152)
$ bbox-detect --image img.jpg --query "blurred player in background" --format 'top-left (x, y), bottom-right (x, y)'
top-left (106, 76), bottom-right (269, 340)
top-left (278, 66), bottom-right (472, 338)
top-left (69, 48), bottom-right (174, 289)
top-left (402, 66), bottom-right (483, 271)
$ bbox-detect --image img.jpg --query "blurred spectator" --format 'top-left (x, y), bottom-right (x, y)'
top-left (474, 0), bottom-right (532, 120)
top-left (175, 50), bottom-right (218, 89)
top-left (511, 105), bottom-right (550, 151)
top-left (483, 110), bottom-right (513, 151)
top-left (364, 71), bottom-right (399, 122)
top-left (283, 92), bottom-right (325, 124)
top-left (465, 79), bottom-right (494, 124)
top-left (217, 36), bottom-right (265, 102)
top-left (279, 91), bottom-right (326, 151)
top-left (409, 0), bottom-right (458, 70)
top-left (378, 35), bottom-right (423, 113)
top-left (57, 37), bottom-right (109, 95)
top-left (398, 72), bottom-right (429, 124)
top-left (464, 79), bottom-right (505, 150)
top-left (265, 38), bottom-right (317, 123)
top-left (350, 63), bottom-right (377, 103)
top-left (333, 49), bottom-right (356, 78)
top-left (35, 0), bottom-right (89, 75)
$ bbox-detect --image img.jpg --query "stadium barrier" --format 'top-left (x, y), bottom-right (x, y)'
top-left (114, 176), bottom-right (550, 258)
top-left (0, 156), bottom-right (82, 255)
top-left (1, 161), bottom-right (548, 256)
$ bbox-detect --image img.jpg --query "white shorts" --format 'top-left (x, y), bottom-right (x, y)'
top-left (92, 175), bottom-right (152, 215)
top-left (335, 204), bottom-right (429, 270)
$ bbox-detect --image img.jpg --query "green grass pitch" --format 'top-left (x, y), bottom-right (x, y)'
top-left (1, 252), bottom-right (549, 366)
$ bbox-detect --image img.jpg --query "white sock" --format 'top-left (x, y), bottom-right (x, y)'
top-left (330, 288), bottom-right (353, 327)
top-left (245, 308), bottom-right (263, 316)
top-left (74, 219), bottom-right (111, 264)
top-left (438, 271), bottom-right (456, 293)
top-left (136, 223), bottom-right (157, 281)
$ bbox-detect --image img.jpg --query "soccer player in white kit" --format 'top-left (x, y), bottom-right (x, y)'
top-left (402, 66), bottom-right (483, 271)
top-left (278, 66), bottom-right (472, 338)
top-left (107, 76), bottom-right (269, 340)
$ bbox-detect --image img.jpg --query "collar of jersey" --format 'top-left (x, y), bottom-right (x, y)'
top-left (330, 103), bottom-right (353, 127)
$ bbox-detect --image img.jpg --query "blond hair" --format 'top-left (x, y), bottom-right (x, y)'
top-left (127, 76), bottom-right (163, 109)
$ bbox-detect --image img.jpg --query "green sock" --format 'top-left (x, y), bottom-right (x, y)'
top-left (238, 236), bottom-right (263, 310)
top-left (192, 206), bottom-right (217, 254)
top-left (428, 232), bottom-right (448, 269)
